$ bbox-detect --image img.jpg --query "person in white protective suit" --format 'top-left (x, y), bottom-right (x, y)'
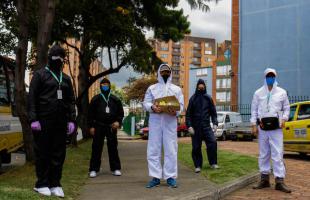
top-left (250, 68), bottom-right (291, 193)
top-left (143, 64), bottom-right (184, 188)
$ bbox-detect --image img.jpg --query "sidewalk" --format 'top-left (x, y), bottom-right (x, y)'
top-left (77, 140), bottom-right (218, 200)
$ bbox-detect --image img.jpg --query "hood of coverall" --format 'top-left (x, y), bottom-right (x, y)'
top-left (195, 79), bottom-right (207, 95)
top-left (263, 68), bottom-right (278, 91)
top-left (157, 64), bottom-right (172, 84)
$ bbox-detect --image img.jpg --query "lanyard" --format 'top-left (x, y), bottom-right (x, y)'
top-left (100, 92), bottom-right (111, 105)
top-left (267, 92), bottom-right (271, 112)
top-left (45, 66), bottom-right (63, 86)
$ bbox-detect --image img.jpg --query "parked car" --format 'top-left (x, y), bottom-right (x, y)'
top-left (214, 111), bottom-right (243, 140)
top-left (283, 101), bottom-right (310, 156)
top-left (138, 124), bottom-right (188, 140)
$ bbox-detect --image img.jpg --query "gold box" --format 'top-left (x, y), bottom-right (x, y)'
top-left (154, 95), bottom-right (180, 113)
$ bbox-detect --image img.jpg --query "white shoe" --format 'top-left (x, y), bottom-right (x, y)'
top-left (112, 170), bottom-right (122, 176)
top-left (195, 167), bottom-right (201, 173)
top-left (89, 171), bottom-right (97, 178)
top-left (33, 187), bottom-right (51, 196)
top-left (50, 187), bottom-right (65, 198)
top-left (211, 164), bottom-right (219, 169)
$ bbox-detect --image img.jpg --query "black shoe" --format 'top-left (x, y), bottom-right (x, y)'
top-left (253, 174), bottom-right (270, 189)
top-left (275, 177), bottom-right (291, 193)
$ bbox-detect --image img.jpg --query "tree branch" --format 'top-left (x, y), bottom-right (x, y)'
top-left (108, 46), bottom-right (113, 69)
top-left (61, 39), bottom-right (82, 56)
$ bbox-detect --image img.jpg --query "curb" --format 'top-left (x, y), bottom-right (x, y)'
top-left (118, 136), bottom-right (142, 141)
top-left (168, 172), bottom-right (260, 200)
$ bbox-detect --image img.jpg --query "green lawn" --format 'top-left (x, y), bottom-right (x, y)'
top-left (0, 140), bottom-right (92, 200)
top-left (178, 143), bottom-right (258, 184)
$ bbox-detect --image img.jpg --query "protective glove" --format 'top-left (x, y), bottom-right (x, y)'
top-left (188, 127), bottom-right (195, 136)
top-left (31, 121), bottom-right (41, 131)
top-left (213, 125), bottom-right (218, 133)
top-left (67, 122), bottom-right (76, 135)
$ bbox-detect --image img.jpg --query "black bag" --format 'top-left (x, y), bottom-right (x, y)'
top-left (260, 117), bottom-right (280, 130)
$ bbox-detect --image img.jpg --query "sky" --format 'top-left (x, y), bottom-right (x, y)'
top-left (109, 0), bottom-right (232, 88)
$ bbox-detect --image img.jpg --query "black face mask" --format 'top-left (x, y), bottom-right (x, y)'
top-left (49, 59), bottom-right (63, 71)
top-left (197, 89), bottom-right (206, 94)
top-left (162, 75), bottom-right (170, 83)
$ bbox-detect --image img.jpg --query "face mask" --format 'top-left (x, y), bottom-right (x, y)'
top-left (266, 77), bottom-right (275, 86)
top-left (162, 74), bottom-right (170, 83)
top-left (49, 59), bottom-right (63, 70)
top-left (101, 85), bottom-right (110, 92)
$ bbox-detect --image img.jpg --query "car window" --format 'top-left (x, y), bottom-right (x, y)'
top-left (217, 113), bottom-right (224, 123)
top-left (297, 104), bottom-right (310, 120)
top-left (288, 106), bottom-right (297, 121)
top-left (225, 115), bottom-right (230, 123)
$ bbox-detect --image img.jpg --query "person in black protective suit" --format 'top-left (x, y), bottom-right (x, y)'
top-left (88, 78), bottom-right (124, 178)
top-left (186, 79), bottom-right (219, 173)
top-left (28, 44), bottom-right (76, 197)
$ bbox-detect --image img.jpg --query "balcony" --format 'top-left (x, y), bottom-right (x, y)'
top-left (172, 51), bottom-right (181, 56)
top-left (193, 52), bottom-right (201, 58)
top-left (172, 43), bottom-right (181, 48)
top-left (191, 60), bottom-right (201, 66)
top-left (193, 45), bottom-right (201, 50)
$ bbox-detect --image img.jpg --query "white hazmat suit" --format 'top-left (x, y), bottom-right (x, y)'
top-left (143, 64), bottom-right (184, 180)
top-left (250, 68), bottom-right (290, 178)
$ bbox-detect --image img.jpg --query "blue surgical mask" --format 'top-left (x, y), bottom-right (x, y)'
top-left (266, 77), bottom-right (275, 86)
top-left (101, 85), bottom-right (110, 91)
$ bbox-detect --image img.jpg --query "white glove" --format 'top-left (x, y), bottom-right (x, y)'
top-left (188, 127), bottom-right (195, 136)
top-left (213, 125), bottom-right (218, 133)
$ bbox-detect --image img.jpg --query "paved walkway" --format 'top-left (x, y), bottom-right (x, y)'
top-left (77, 139), bottom-right (217, 200)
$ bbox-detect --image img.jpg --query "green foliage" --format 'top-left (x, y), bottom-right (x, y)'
top-left (178, 143), bottom-right (258, 184)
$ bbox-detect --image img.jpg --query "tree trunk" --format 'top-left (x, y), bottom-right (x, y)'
top-left (36, 0), bottom-right (56, 70)
top-left (76, 35), bottom-right (91, 139)
top-left (16, 0), bottom-right (34, 161)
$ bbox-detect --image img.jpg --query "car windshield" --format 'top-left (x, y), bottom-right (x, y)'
top-left (217, 113), bottom-right (225, 123)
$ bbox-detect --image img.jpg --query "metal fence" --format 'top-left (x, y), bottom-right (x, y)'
top-left (216, 96), bottom-right (310, 122)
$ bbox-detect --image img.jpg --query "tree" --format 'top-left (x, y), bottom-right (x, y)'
top-left (50, 0), bottom-right (190, 138)
top-left (185, 0), bottom-right (220, 12)
top-left (124, 76), bottom-right (158, 103)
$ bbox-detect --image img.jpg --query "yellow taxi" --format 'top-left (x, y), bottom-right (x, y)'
top-left (284, 101), bottom-right (310, 155)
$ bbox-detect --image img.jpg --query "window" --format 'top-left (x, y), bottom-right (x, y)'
top-left (217, 65), bottom-right (231, 76)
top-left (205, 43), bottom-right (210, 48)
top-left (194, 43), bottom-right (200, 47)
top-left (205, 57), bottom-right (212, 62)
top-left (196, 68), bottom-right (208, 76)
top-left (160, 46), bottom-right (169, 51)
top-left (160, 54), bottom-right (168, 58)
top-left (192, 57), bottom-right (199, 62)
top-left (216, 92), bottom-right (231, 102)
top-left (204, 50), bottom-right (212, 55)
top-left (297, 104), bottom-right (310, 120)
top-left (225, 115), bottom-right (230, 123)
top-left (289, 106), bottom-right (297, 121)
top-left (216, 78), bottom-right (231, 89)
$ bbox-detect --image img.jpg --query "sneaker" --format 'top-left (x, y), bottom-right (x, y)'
top-left (167, 178), bottom-right (177, 188)
top-left (89, 171), bottom-right (97, 178)
top-left (195, 167), bottom-right (201, 173)
top-left (146, 178), bottom-right (160, 188)
top-left (112, 170), bottom-right (122, 176)
top-left (50, 187), bottom-right (65, 198)
top-left (211, 164), bottom-right (219, 169)
top-left (33, 187), bottom-right (51, 196)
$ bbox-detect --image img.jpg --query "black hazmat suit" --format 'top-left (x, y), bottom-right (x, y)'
top-left (88, 79), bottom-right (124, 172)
top-left (186, 79), bottom-right (218, 168)
top-left (28, 45), bottom-right (76, 188)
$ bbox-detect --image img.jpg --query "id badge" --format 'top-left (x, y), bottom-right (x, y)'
top-left (106, 106), bottom-right (110, 113)
top-left (57, 90), bottom-right (63, 99)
